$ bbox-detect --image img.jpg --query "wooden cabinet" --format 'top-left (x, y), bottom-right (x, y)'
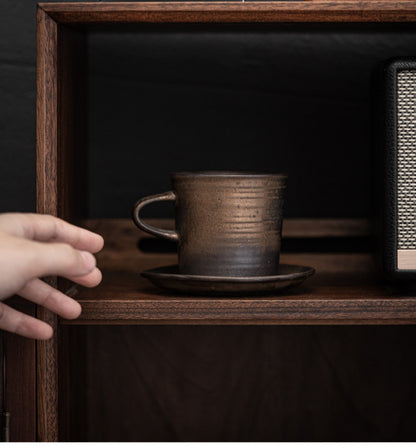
top-left (7, 1), bottom-right (416, 441)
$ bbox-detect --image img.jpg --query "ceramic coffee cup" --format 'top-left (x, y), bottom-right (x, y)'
top-left (132, 171), bottom-right (287, 277)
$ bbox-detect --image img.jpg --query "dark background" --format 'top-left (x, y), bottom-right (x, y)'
top-left (88, 24), bottom-right (416, 218)
top-left (4, 0), bottom-right (416, 441)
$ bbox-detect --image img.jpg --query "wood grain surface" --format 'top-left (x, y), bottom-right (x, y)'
top-left (37, 1), bottom-right (89, 438)
top-left (68, 269), bottom-right (416, 324)
top-left (36, 7), bottom-right (58, 218)
top-left (0, 299), bottom-right (36, 441)
top-left (36, 6), bottom-right (59, 442)
top-left (58, 326), bottom-right (87, 441)
top-left (39, 1), bottom-right (416, 24)
top-left (68, 324), bottom-right (416, 441)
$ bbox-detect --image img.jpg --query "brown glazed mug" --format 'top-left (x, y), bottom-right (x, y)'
top-left (132, 172), bottom-right (287, 277)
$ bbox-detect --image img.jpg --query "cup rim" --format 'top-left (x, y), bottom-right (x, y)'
top-left (172, 171), bottom-right (288, 179)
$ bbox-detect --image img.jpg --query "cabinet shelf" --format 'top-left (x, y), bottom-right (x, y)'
top-left (61, 218), bottom-right (416, 325)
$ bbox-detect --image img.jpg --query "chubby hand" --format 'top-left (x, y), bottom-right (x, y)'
top-left (0, 213), bottom-right (104, 339)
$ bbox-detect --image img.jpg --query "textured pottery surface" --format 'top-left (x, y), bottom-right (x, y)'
top-left (133, 171), bottom-right (287, 276)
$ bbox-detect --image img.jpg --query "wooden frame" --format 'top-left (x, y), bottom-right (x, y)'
top-left (40, 1), bottom-right (416, 24)
top-left (34, 1), bottom-right (416, 441)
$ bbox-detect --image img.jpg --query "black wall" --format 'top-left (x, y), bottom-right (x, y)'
top-left (0, 0), bottom-right (37, 212)
top-left (88, 25), bottom-right (416, 218)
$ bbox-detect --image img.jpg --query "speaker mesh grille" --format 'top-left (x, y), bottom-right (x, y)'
top-left (397, 70), bottom-right (416, 249)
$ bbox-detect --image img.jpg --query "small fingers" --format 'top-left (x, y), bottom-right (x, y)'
top-left (0, 301), bottom-right (53, 340)
top-left (67, 267), bottom-right (102, 288)
top-left (0, 213), bottom-right (104, 253)
top-left (18, 278), bottom-right (82, 320)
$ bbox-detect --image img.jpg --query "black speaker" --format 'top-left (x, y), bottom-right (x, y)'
top-left (382, 59), bottom-right (416, 279)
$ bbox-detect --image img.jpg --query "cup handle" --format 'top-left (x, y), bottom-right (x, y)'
top-left (132, 191), bottom-right (179, 242)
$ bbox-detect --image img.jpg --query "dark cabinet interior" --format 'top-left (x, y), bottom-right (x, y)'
top-left (66, 325), bottom-right (416, 441)
top-left (87, 24), bottom-right (405, 220)
top-left (27, 3), bottom-right (416, 441)
top-left (56, 23), bottom-right (416, 441)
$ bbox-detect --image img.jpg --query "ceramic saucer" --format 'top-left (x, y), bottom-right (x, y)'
top-left (141, 264), bottom-right (315, 296)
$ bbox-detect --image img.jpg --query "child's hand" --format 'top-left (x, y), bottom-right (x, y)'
top-left (0, 213), bottom-right (104, 339)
